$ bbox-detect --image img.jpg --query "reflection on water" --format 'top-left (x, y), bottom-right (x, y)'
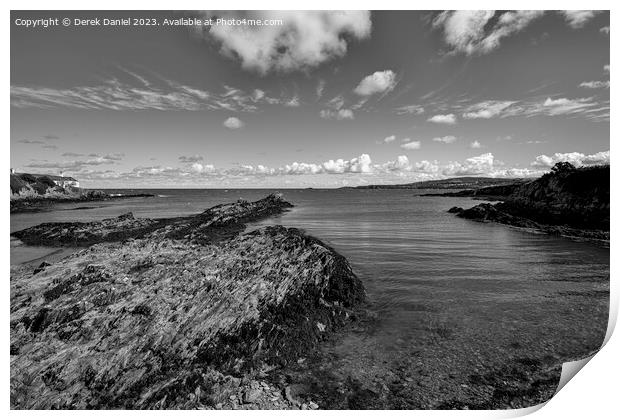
top-left (10, 188), bottom-right (610, 407)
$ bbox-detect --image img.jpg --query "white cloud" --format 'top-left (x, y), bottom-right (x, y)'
top-left (561, 11), bottom-right (600, 28)
top-left (202, 11), bottom-right (371, 74)
top-left (395, 104), bottom-right (425, 115)
top-left (382, 135), bottom-right (396, 143)
top-left (353, 70), bottom-right (397, 96)
top-left (223, 116), bottom-right (244, 129)
top-left (462, 100), bottom-right (517, 119)
top-left (579, 80), bottom-right (610, 89)
top-left (428, 114), bottom-right (457, 124)
top-left (433, 135), bottom-right (456, 144)
top-left (319, 108), bottom-right (354, 120)
top-left (540, 97), bottom-right (597, 116)
top-left (322, 154), bottom-right (373, 173)
top-left (433, 11), bottom-right (544, 55)
top-left (400, 140), bottom-right (421, 150)
top-left (600, 26), bottom-right (610, 34)
top-left (531, 150), bottom-right (610, 168)
top-left (191, 163), bottom-right (216, 173)
top-left (470, 140), bottom-right (482, 149)
top-left (604, 64), bottom-right (610, 72)
top-left (443, 153), bottom-right (496, 176)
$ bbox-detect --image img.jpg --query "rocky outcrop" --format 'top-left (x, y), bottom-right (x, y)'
top-left (451, 164), bottom-right (610, 241)
top-left (12, 194), bottom-right (294, 247)
top-left (10, 195), bottom-right (365, 409)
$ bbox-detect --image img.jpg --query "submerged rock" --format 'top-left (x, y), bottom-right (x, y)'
top-left (10, 223), bottom-right (364, 409)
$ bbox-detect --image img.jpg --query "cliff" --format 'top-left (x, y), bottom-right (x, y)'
top-left (451, 163), bottom-right (610, 239)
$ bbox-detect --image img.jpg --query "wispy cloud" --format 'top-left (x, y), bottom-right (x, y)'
top-left (394, 104), bottom-right (425, 115)
top-left (579, 80), bottom-right (610, 89)
top-left (223, 117), bottom-right (244, 129)
top-left (11, 74), bottom-right (297, 112)
top-left (561, 11), bottom-right (601, 29)
top-left (433, 135), bottom-right (456, 144)
top-left (400, 140), bottom-right (421, 150)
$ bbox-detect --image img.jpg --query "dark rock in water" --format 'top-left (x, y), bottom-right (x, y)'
top-left (447, 207), bottom-right (463, 214)
top-left (12, 194), bottom-right (294, 247)
top-left (452, 164), bottom-right (610, 242)
top-left (33, 261), bottom-right (51, 275)
top-left (10, 221), bottom-right (364, 409)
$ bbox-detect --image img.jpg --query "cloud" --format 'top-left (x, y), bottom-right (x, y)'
top-left (61, 152), bottom-right (84, 157)
top-left (470, 140), bottom-right (482, 149)
top-left (284, 96), bottom-right (300, 107)
top-left (353, 70), bottom-right (397, 96)
top-left (24, 154), bottom-right (123, 172)
top-left (316, 79), bottom-right (326, 99)
top-left (462, 100), bottom-right (517, 119)
top-left (322, 154), bottom-right (373, 173)
top-left (11, 75), bottom-right (294, 112)
top-left (43, 134), bottom-right (59, 140)
top-left (18, 139), bottom-right (45, 144)
top-left (443, 153), bottom-right (496, 176)
top-left (428, 113), bottom-right (457, 124)
top-left (223, 117), bottom-right (244, 129)
top-left (433, 11), bottom-right (544, 55)
top-left (319, 108), bottom-right (354, 120)
top-left (531, 150), bottom-right (610, 168)
top-left (600, 26), bottom-right (610, 34)
top-left (604, 64), bottom-right (610, 72)
top-left (42, 144), bottom-right (58, 150)
top-left (496, 96), bottom-right (607, 121)
top-left (190, 162), bottom-right (216, 173)
top-left (382, 135), bottom-right (396, 143)
top-left (561, 11), bottom-right (601, 28)
top-left (433, 135), bottom-right (456, 144)
top-left (178, 155), bottom-right (204, 163)
top-left (579, 80), bottom-right (610, 89)
top-left (394, 104), bottom-right (425, 115)
top-left (400, 140), bottom-right (421, 150)
top-left (201, 11), bottom-right (372, 74)
top-left (539, 97), bottom-right (599, 116)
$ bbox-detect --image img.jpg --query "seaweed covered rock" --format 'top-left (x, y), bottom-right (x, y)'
top-left (10, 225), bottom-right (364, 409)
top-left (12, 194), bottom-right (294, 247)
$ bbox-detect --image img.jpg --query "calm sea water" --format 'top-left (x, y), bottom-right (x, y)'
top-left (10, 189), bottom-right (610, 406)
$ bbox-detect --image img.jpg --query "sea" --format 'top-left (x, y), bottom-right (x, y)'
top-left (9, 188), bottom-right (610, 407)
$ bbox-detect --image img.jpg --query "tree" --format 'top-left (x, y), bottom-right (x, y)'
top-left (551, 162), bottom-right (576, 174)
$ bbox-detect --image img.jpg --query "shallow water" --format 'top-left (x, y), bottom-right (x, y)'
top-left (10, 189), bottom-right (610, 408)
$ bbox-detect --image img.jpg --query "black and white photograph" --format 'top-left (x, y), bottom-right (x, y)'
top-left (8, 6), bottom-right (613, 413)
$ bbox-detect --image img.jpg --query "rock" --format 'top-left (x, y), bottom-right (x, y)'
top-left (447, 206), bottom-right (463, 214)
top-left (309, 402), bottom-right (319, 409)
top-left (33, 261), bottom-right (51, 274)
top-left (10, 204), bottom-right (364, 409)
top-left (243, 388), bottom-right (262, 404)
top-left (12, 194), bottom-right (295, 247)
top-left (284, 384), bottom-right (309, 405)
top-left (451, 164), bottom-right (609, 241)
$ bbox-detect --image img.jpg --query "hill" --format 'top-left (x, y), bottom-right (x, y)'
top-left (348, 176), bottom-right (530, 190)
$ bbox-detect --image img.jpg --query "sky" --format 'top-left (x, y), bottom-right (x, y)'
top-left (10, 10), bottom-right (610, 188)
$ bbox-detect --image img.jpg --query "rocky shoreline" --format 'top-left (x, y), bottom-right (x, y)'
top-left (10, 194), bottom-right (366, 409)
top-left (446, 164), bottom-right (609, 243)
top-left (10, 192), bottom-right (156, 214)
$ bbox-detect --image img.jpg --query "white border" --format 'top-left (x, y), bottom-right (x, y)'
top-left (4, 2), bottom-right (616, 419)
